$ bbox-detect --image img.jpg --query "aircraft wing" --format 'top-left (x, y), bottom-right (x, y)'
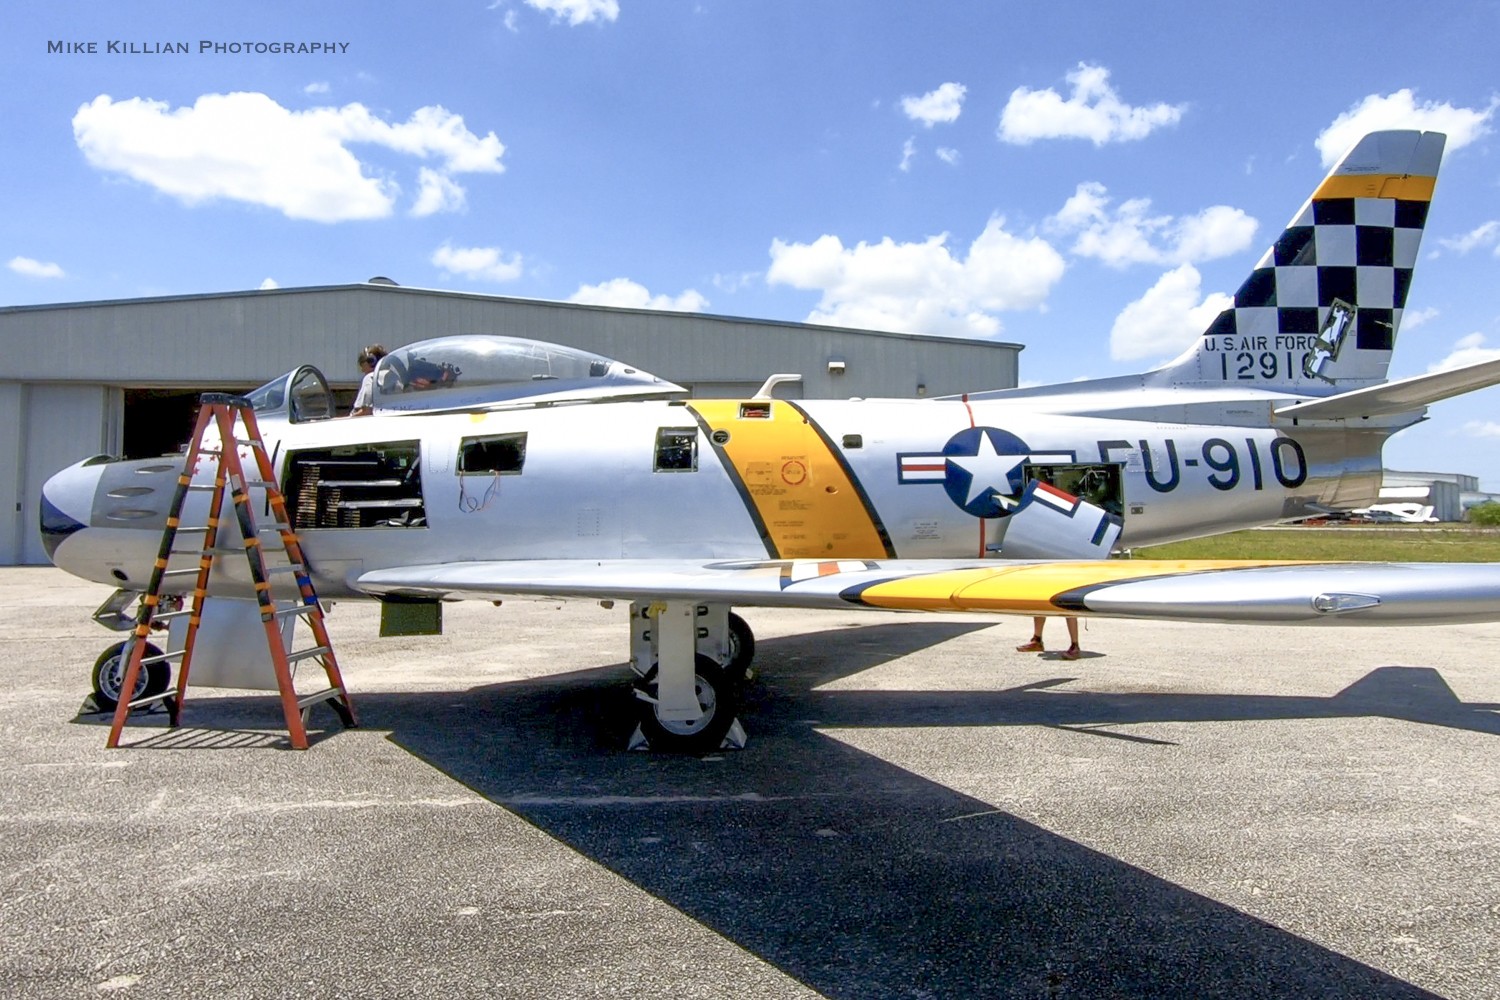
top-left (1273, 357), bottom-right (1500, 420)
top-left (355, 558), bottom-right (1500, 626)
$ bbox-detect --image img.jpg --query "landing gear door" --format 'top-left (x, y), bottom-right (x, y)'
top-left (991, 463), bottom-right (1125, 560)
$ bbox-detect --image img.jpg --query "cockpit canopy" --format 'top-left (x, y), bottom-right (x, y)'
top-left (246, 365), bottom-right (336, 424)
top-left (246, 335), bottom-right (683, 423)
top-left (369, 335), bottom-right (684, 412)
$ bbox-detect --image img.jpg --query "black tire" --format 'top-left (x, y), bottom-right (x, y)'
top-left (726, 612), bottom-right (755, 678)
top-left (633, 654), bottom-right (740, 754)
top-left (92, 640), bottom-right (168, 714)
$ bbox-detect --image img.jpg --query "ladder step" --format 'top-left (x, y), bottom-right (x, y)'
top-left (274, 604), bottom-right (319, 620)
top-left (296, 688), bottom-right (345, 710)
top-left (161, 569), bottom-right (200, 579)
top-left (176, 526), bottom-right (211, 534)
top-left (186, 484), bottom-right (219, 492)
top-left (266, 565), bottom-right (308, 575)
top-left (141, 649), bottom-right (187, 665)
top-left (285, 645), bottom-right (331, 665)
top-left (126, 690), bottom-right (177, 710)
top-left (152, 609), bottom-right (195, 622)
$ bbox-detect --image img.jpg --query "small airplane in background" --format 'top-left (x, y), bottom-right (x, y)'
top-left (1351, 503), bottom-right (1440, 523)
top-left (38, 129), bottom-right (1500, 752)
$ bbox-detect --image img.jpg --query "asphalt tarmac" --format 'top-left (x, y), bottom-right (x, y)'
top-left (2, 566), bottom-right (1497, 999)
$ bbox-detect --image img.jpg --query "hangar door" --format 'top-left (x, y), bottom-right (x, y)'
top-left (1, 383), bottom-right (123, 565)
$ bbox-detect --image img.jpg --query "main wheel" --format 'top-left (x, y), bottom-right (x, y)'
top-left (92, 640), bottom-right (168, 713)
top-left (726, 612), bottom-right (756, 679)
top-left (633, 654), bottom-right (739, 754)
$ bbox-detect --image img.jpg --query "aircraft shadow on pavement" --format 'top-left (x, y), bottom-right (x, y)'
top-left (355, 620), bottom-right (1473, 999)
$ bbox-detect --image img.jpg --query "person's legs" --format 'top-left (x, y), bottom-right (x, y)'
top-left (1016, 616), bottom-right (1046, 652)
top-left (1061, 617), bottom-right (1081, 659)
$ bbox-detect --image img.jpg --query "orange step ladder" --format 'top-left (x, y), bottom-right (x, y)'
top-left (107, 393), bottom-right (356, 749)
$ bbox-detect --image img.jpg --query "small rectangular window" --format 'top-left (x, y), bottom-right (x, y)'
top-left (654, 428), bottom-right (697, 472)
top-left (459, 433), bottom-right (527, 475)
top-left (739, 402), bottom-right (772, 419)
top-left (842, 434), bottom-right (863, 449)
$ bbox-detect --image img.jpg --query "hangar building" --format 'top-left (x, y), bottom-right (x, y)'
top-left (0, 280), bottom-right (1022, 565)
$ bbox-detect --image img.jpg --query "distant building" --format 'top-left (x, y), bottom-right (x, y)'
top-left (1380, 471), bottom-right (1476, 522)
top-left (0, 281), bottom-right (1022, 564)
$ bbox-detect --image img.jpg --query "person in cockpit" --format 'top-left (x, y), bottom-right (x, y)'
top-left (350, 344), bottom-right (387, 416)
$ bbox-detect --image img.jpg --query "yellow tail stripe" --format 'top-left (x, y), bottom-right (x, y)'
top-left (1313, 174), bottom-right (1435, 201)
top-left (690, 400), bottom-right (886, 558)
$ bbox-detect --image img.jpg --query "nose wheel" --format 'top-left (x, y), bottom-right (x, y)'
top-left (91, 640), bottom-right (169, 713)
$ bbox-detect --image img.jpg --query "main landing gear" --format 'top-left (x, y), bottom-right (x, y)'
top-left (628, 603), bottom-right (755, 754)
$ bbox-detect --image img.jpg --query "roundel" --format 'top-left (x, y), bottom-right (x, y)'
top-left (941, 426), bottom-right (1030, 518)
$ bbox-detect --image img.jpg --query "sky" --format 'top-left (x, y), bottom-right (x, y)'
top-left (4, 0), bottom-right (1500, 488)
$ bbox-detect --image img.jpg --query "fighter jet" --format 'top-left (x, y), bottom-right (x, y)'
top-left (39, 130), bottom-right (1500, 751)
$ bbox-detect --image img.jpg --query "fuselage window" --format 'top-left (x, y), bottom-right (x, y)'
top-left (458, 433), bottom-right (527, 475)
top-left (654, 428), bottom-right (698, 472)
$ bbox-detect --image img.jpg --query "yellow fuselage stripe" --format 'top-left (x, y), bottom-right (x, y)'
top-left (690, 400), bottom-right (886, 558)
top-left (855, 559), bottom-right (1313, 612)
top-left (1313, 174), bottom-right (1435, 202)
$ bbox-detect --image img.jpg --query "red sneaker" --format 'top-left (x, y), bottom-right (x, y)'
top-left (1061, 645), bottom-right (1082, 660)
top-left (1015, 639), bottom-right (1045, 652)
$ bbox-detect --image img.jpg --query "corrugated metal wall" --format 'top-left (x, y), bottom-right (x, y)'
top-left (0, 284), bottom-right (1020, 396)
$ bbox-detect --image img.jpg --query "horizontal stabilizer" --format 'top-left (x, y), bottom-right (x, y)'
top-left (1273, 357), bottom-right (1500, 420)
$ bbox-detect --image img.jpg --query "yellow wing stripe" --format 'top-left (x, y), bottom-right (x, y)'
top-left (854, 560), bottom-right (1311, 612)
top-left (1313, 174), bottom-right (1435, 201)
top-left (690, 400), bottom-right (887, 559)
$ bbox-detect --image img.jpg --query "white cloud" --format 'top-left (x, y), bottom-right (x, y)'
top-left (526, 0), bottom-right (619, 26)
top-left (411, 168), bottom-right (467, 216)
top-left (711, 271), bottom-right (759, 293)
top-left (1046, 182), bottom-right (1257, 268)
top-left (431, 243), bottom-right (524, 283)
top-left (1428, 332), bottom-right (1500, 372)
top-left (766, 218), bottom-right (1067, 338)
top-left (1110, 263), bottom-right (1233, 361)
top-left (258, 277), bottom-right (279, 290)
top-left (72, 92), bottom-right (505, 222)
top-left (1402, 306), bottom-right (1439, 330)
top-left (901, 82), bottom-right (966, 128)
top-left (7, 256), bottom-right (65, 278)
top-left (936, 147), bottom-right (960, 165)
top-left (569, 278), bottom-right (708, 312)
top-left (1463, 420), bottom-right (1500, 438)
top-left (304, 81), bottom-right (329, 95)
top-left (998, 64), bottom-right (1184, 146)
top-left (1315, 90), bottom-right (1497, 167)
top-left (1439, 220), bottom-right (1500, 255)
top-left (898, 137), bottom-right (915, 173)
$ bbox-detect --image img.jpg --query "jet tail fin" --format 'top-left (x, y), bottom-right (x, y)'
top-left (1148, 130), bottom-right (1446, 395)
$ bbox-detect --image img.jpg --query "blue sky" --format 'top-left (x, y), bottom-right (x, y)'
top-left (5, 1), bottom-right (1500, 487)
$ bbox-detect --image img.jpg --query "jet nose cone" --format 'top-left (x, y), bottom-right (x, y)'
top-left (39, 458), bottom-right (105, 563)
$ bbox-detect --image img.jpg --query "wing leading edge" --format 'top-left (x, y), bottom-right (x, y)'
top-left (355, 558), bottom-right (1500, 626)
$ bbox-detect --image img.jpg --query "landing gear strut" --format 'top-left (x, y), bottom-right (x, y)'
top-left (628, 602), bottom-right (754, 753)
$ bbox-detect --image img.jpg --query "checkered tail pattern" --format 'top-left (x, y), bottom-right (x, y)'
top-left (1156, 130), bottom-right (1446, 393)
